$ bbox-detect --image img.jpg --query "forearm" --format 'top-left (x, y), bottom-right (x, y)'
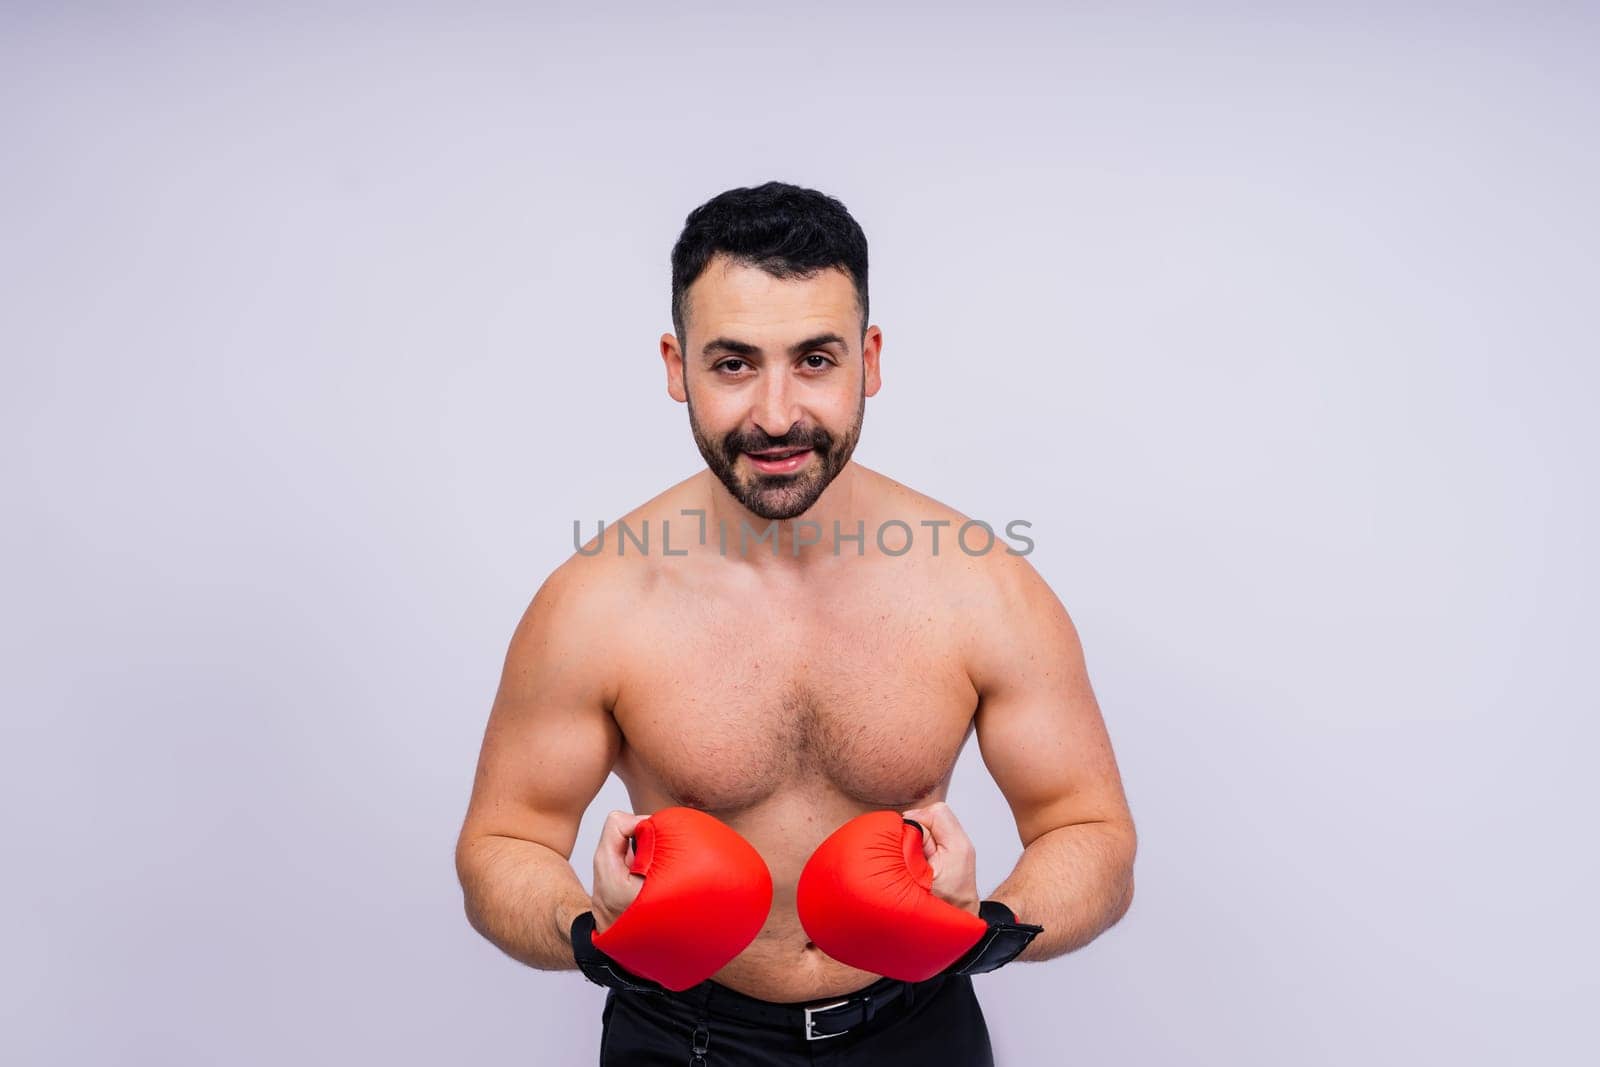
top-left (986, 820), bottom-right (1136, 962)
top-left (456, 834), bottom-right (594, 972)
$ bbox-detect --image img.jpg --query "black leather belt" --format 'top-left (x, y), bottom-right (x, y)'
top-left (697, 973), bottom-right (947, 1040)
top-left (571, 911), bottom-right (949, 1040)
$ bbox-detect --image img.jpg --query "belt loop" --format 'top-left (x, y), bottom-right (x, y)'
top-left (904, 978), bottom-right (918, 1012)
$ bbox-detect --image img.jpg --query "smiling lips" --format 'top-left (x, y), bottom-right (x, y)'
top-left (745, 448), bottom-right (813, 474)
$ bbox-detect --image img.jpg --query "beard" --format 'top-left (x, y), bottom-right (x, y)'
top-left (687, 381), bottom-right (865, 521)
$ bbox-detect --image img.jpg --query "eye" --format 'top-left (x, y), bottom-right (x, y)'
top-left (717, 358), bottom-right (748, 374)
top-left (804, 353), bottom-right (831, 369)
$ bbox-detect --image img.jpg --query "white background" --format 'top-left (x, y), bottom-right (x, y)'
top-left (4, 3), bottom-right (1596, 1064)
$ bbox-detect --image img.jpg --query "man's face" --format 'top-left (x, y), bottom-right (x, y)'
top-left (665, 256), bottom-right (882, 521)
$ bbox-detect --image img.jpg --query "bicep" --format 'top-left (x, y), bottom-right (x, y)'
top-left (968, 556), bottom-right (1131, 848)
top-left (457, 562), bottom-right (622, 861)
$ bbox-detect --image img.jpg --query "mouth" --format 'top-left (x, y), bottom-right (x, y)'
top-left (744, 447), bottom-right (814, 474)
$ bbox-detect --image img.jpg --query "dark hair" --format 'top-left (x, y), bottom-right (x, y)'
top-left (670, 181), bottom-right (870, 350)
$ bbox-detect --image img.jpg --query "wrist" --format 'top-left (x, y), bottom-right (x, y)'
top-left (569, 910), bottom-right (670, 995)
top-left (939, 898), bottom-right (1043, 978)
top-left (980, 898), bottom-right (1015, 924)
top-left (556, 901), bottom-right (591, 949)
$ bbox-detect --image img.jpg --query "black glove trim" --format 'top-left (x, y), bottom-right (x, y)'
top-left (569, 910), bottom-right (670, 995)
top-left (942, 899), bottom-right (1043, 977)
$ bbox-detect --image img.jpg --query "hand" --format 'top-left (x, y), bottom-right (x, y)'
top-left (591, 809), bottom-right (647, 934)
top-left (796, 808), bottom-right (989, 982)
top-left (899, 801), bottom-right (981, 916)
top-left (584, 806), bottom-right (774, 992)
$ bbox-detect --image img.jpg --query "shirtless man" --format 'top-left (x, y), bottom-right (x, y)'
top-left (454, 181), bottom-right (1137, 1064)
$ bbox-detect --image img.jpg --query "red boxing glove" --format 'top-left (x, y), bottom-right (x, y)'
top-left (590, 806), bottom-right (773, 991)
top-left (796, 810), bottom-right (989, 982)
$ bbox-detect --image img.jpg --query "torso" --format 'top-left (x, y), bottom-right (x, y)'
top-left (594, 465), bottom-right (993, 1001)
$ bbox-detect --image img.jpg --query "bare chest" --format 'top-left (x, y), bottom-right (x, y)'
top-left (609, 575), bottom-right (979, 815)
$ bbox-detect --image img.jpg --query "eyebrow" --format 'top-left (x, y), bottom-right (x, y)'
top-left (700, 332), bottom-right (848, 362)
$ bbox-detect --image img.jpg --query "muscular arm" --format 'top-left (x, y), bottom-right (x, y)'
top-left (965, 553), bottom-right (1137, 962)
top-left (454, 559), bottom-right (621, 971)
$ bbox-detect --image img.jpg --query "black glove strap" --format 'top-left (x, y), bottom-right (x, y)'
top-left (942, 899), bottom-right (1043, 977)
top-left (569, 910), bottom-right (669, 995)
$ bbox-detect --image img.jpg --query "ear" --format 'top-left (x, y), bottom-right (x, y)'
top-left (661, 333), bottom-right (687, 403)
top-left (861, 325), bottom-right (883, 397)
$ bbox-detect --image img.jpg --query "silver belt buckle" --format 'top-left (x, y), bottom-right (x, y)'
top-left (803, 998), bottom-right (852, 1041)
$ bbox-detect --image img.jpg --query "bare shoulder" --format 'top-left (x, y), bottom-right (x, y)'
top-left (554, 470), bottom-right (708, 601)
top-left (572, 470), bottom-right (710, 566)
top-left (857, 465), bottom-right (975, 541)
top-left (857, 464), bottom-right (1038, 588)
top-left (960, 537), bottom-right (1085, 713)
top-left (518, 476), bottom-right (707, 668)
top-left (855, 465), bottom-right (1071, 677)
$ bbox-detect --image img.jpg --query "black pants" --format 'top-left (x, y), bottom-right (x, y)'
top-left (597, 973), bottom-right (994, 1065)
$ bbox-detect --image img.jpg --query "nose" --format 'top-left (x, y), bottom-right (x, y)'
top-left (750, 368), bottom-right (800, 440)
